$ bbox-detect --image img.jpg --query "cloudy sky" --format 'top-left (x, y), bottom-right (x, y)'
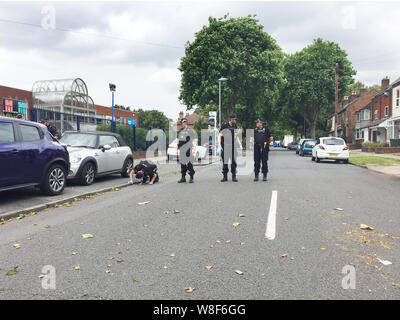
top-left (0, 1), bottom-right (399, 119)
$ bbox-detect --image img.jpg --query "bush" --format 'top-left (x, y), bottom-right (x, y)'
top-left (96, 125), bottom-right (174, 151)
top-left (382, 142), bottom-right (390, 148)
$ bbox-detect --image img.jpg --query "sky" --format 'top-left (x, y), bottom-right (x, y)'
top-left (0, 1), bottom-right (399, 119)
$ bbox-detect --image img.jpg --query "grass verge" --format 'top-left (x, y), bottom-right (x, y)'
top-left (349, 156), bottom-right (400, 167)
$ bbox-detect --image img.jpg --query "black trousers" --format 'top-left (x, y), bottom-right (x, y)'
top-left (179, 150), bottom-right (195, 176)
top-left (221, 147), bottom-right (237, 175)
top-left (254, 144), bottom-right (269, 174)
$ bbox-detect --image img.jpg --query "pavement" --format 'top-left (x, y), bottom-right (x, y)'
top-left (1, 150), bottom-right (400, 299)
top-left (350, 149), bottom-right (400, 178)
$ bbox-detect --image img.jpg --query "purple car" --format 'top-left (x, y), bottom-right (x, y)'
top-left (0, 117), bottom-right (70, 195)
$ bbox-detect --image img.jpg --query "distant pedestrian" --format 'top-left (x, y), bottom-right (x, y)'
top-left (129, 160), bottom-right (159, 185)
top-left (177, 118), bottom-right (197, 183)
top-left (253, 118), bottom-right (272, 181)
top-left (41, 119), bottom-right (59, 139)
top-left (217, 115), bottom-right (243, 182)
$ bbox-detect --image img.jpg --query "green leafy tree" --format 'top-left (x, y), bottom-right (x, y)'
top-left (345, 81), bottom-right (380, 96)
top-left (179, 14), bottom-right (284, 126)
top-left (284, 38), bottom-right (356, 139)
top-left (132, 108), bottom-right (170, 131)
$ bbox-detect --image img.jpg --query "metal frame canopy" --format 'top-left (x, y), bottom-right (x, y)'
top-left (32, 78), bottom-right (95, 113)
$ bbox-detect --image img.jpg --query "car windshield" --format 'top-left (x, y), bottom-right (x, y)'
top-left (60, 133), bottom-right (97, 148)
top-left (323, 138), bottom-right (345, 145)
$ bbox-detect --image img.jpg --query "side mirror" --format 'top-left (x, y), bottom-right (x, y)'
top-left (102, 144), bottom-right (112, 151)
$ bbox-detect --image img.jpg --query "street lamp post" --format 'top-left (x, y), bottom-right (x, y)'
top-left (109, 83), bottom-right (116, 132)
top-left (218, 77), bottom-right (228, 129)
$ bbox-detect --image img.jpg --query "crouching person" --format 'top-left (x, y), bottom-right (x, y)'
top-left (128, 160), bottom-right (159, 185)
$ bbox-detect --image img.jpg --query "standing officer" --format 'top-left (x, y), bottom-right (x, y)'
top-left (253, 118), bottom-right (272, 181)
top-left (177, 118), bottom-right (197, 183)
top-left (217, 115), bottom-right (243, 182)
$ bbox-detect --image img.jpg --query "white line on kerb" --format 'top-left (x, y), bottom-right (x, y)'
top-left (265, 190), bottom-right (278, 240)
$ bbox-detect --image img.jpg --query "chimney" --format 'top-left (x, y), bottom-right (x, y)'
top-left (360, 87), bottom-right (367, 96)
top-left (179, 111), bottom-right (184, 120)
top-left (381, 76), bottom-right (390, 91)
top-left (350, 90), bottom-right (358, 102)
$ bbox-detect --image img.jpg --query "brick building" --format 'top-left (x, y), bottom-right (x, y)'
top-left (337, 88), bottom-right (378, 144)
top-left (95, 104), bottom-right (138, 127)
top-left (0, 85), bottom-right (33, 119)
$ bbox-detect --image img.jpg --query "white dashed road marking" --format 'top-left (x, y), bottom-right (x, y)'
top-left (265, 190), bottom-right (278, 240)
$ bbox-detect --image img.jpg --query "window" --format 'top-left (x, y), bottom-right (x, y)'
top-left (356, 112), bottom-right (360, 122)
top-left (0, 122), bottom-right (15, 144)
top-left (99, 135), bottom-right (120, 148)
top-left (323, 138), bottom-right (345, 145)
top-left (385, 106), bottom-right (389, 117)
top-left (18, 124), bottom-right (41, 142)
top-left (375, 110), bottom-right (378, 120)
top-left (396, 89), bottom-right (399, 107)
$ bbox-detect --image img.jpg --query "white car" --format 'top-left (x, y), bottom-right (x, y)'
top-left (167, 138), bottom-right (207, 162)
top-left (311, 137), bottom-right (349, 163)
top-left (60, 131), bottom-right (133, 185)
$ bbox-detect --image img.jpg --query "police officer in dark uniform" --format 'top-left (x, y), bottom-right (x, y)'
top-left (253, 117), bottom-right (271, 181)
top-left (218, 115), bottom-right (243, 182)
top-left (129, 160), bottom-right (159, 185)
top-left (177, 118), bottom-right (197, 183)
top-left (42, 119), bottom-right (59, 139)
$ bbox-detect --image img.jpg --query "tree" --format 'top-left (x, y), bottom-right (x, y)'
top-left (114, 104), bottom-right (131, 111)
top-left (284, 38), bottom-right (356, 139)
top-left (345, 81), bottom-right (380, 96)
top-left (179, 14), bottom-right (284, 126)
top-left (132, 108), bottom-right (170, 131)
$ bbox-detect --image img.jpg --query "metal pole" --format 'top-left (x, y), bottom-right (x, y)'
top-left (111, 91), bottom-right (115, 132)
top-left (334, 63), bottom-right (339, 137)
top-left (218, 80), bottom-right (221, 129)
top-left (133, 125), bottom-right (136, 151)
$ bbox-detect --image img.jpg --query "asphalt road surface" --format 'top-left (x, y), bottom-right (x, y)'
top-left (1, 151), bottom-right (400, 300)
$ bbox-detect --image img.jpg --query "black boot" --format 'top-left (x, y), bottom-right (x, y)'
top-left (232, 174), bottom-right (238, 182)
top-left (263, 173), bottom-right (267, 181)
top-left (189, 175), bottom-right (194, 183)
top-left (254, 173), bottom-right (259, 182)
top-left (220, 174), bottom-right (228, 182)
top-left (178, 174), bottom-right (186, 183)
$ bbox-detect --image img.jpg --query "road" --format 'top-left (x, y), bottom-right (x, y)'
top-left (1, 150), bottom-right (400, 300)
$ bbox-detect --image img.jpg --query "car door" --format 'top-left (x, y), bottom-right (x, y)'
top-left (16, 123), bottom-right (44, 184)
top-left (98, 135), bottom-right (122, 172)
top-left (0, 121), bottom-right (23, 187)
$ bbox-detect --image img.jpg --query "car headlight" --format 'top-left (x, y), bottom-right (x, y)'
top-left (70, 156), bottom-right (82, 164)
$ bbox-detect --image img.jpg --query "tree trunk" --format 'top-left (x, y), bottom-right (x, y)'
top-left (310, 120), bottom-right (316, 140)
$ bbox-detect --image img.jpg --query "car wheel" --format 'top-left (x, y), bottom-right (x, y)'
top-left (80, 162), bottom-right (96, 186)
top-left (316, 153), bottom-right (321, 163)
top-left (121, 157), bottom-right (133, 178)
top-left (343, 159), bottom-right (349, 164)
top-left (41, 164), bottom-right (66, 196)
top-left (311, 155), bottom-right (315, 161)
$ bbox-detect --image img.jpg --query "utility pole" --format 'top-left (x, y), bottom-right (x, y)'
top-left (334, 63), bottom-right (339, 137)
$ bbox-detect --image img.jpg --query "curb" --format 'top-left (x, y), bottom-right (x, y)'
top-left (348, 161), bottom-right (400, 178)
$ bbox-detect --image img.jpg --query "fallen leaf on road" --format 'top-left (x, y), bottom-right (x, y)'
top-left (205, 265), bottom-right (213, 270)
top-left (133, 278), bottom-right (139, 282)
top-left (360, 224), bottom-right (374, 231)
top-left (82, 234), bottom-right (94, 239)
top-left (226, 240), bottom-right (231, 244)
top-left (235, 270), bottom-right (244, 275)
top-left (6, 266), bottom-right (18, 276)
top-left (39, 274), bottom-right (47, 279)
top-left (173, 210), bottom-right (180, 214)
top-left (82, 292), bottom-right (88, 297)
top-left (184, 287), bottom-right (195, 293)
top-left (13, 244), bottom-right (20, 249)
top-left (240, 242), bottom-right (245, 246)
top-left (105, 270), bottom-right (111, 273)
top-left (210, 244), bottom-right (214, 248)
top-left (284, 217), bottom-right (289, 221)
top-left (280, 254), bottom-right (287, 258)
top-left (335, 208), bottom-right (344, 211)
top-left (320, 248), bottom-right (326, 251)
top-left (116, 259), bottom-right (124, 263)
top-left (170, 253), bottom-right (175, 257)
top-left (232, 222), bottom-right (240, 227)
top-left (72, 252), bottom-right (78, 255)
top-left (44, 225), bottom-right (50, 229)
top-left (238, 214), bottom-right (246, 217)
top-left (74, 265), bottom-right (81, 270)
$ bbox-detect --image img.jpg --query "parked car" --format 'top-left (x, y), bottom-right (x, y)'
top-left (297, 139), bottom-right (313, 155)
top-left (167, 138), bottom-right (207, 162)
top-left (311, 137), bottom-right (349, 163)
top-left (288, 142), bottom-right (298, 150)
top-left (0, 117), bottom-right (70, 195)
top-left (59, 131), bottom-right (133, 185)
top-left (300, 140), bottom-right (317, 156)
top-left (296, 139), bottom-right (308, 154)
